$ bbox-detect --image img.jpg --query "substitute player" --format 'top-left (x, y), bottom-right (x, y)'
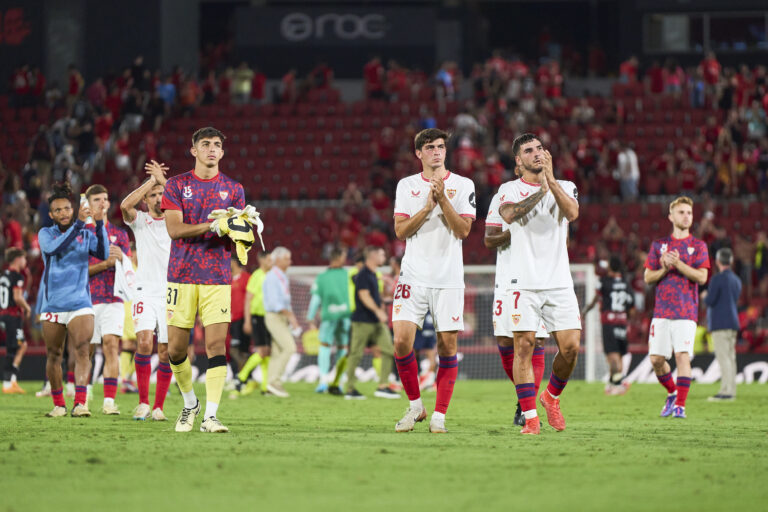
top-left (583, 256), bottom-right (636, 395)
top-left (644, 196), bottom-right (709, 419)
top-left (39, 182), bottom-right (109, 417)
top-left (484, 188), bottom-right (548, 427)
top-left (85, 184), bottom-right (131, 415)
top-left (306, 247), bottom-right (350, 393)
top-left (392, 128), bottom-right (475, 433)
top-left (161, 126), bottom-right (246, 433)
top-left (1, 248), bottom-right (32, 393)
top-left (498, 133), bottom-right (581, 435)
top-left (121, 160), bottom-right (173, 421)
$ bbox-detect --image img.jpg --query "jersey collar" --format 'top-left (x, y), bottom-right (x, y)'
top-left (420, 171), bottom-right (451, 182)
top-left (520, 177), bottom-right (541, 187)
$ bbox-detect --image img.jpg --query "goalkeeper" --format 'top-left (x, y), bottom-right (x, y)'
top-left (306, 247), bottom-right (351, 395)
top-left (160, 126), bottom-right (256, 434)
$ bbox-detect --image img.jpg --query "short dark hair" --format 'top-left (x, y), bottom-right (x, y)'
top-left (5, 248), bottom-right (25, 263)
top-left (609, 255), bottom-right (623, 273)
top-left (512, 133), bottom-right (541, 156)
top-left (328, 247), bottom-right (345, 263)
top-left (414, 128), bottom-right (449, 151)
top-left (85, 184), bottom-right (108, 199)
top-left (363, 246), bottom-right (383, 260)
top-left (716, 248), bottom-right (733, 266)
top-left (192, 127), bottom-right (226, 146)
top-left (49, 182), bottom-right (73, 205)
top-left (353, 250), bottom-right (365, 265)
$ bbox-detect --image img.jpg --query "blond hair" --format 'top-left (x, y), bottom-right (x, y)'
top-left (669, 196), bottom-right (693, 213)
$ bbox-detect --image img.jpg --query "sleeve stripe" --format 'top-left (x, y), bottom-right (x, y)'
top-left (460, 214), bottom-right (476, 219)
top-left (485, 222), bottom-right (502, 227)
top-left (393, 212), bottom-right (410, 218)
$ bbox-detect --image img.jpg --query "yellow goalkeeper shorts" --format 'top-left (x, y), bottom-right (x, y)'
top-left (166, 282), bottom-right (231, 328)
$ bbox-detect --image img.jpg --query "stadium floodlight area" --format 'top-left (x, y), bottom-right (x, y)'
top-left (287, 263), bottom-right (603, 382)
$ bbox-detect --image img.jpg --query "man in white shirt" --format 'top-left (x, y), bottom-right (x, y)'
top-left (391, 128), bottom-right (476, 434)
top-left (498, 133), bottom-right (581, 435)
top-left (617, 141), bottom-right (640, 200)
top-left (120, 160), bottom-right (173, 421)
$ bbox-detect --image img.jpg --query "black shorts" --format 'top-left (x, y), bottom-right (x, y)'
top-left (230, 319), bottom-right (249, 350)
top-left (602, 324), bottom-right (628, 355)
top-left (250, 315), bottom-right (271, 348)
top-left (0, 315), bottom-right (24, 350)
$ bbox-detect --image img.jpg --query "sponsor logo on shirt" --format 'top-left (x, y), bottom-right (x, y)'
top-left (451, 315), bottom-right (460, 322)
top-left (499, 194), bottom-right (505, 202)
top-left (183, 186), bottom-right (193, 198)
top-left (469, 192), bottom-right (475, 208)
top-left (520, 191), bottom-right (530, 197)
top-left (411, 190), bottom-right (421, 197)
top-left (446, 189), bottom-right (456, 199)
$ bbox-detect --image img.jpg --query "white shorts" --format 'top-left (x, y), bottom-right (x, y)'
top-left (132, 296), bottom-right (168, 344)
top-left (493, 291), bottom-right (548, 338)
top-left (90, 303), bottom-right (125, 344)
top-left (39, 308), bottom-right (94, 326)
top-left (648, 318), bottom-right (696, 358)
top-left (506, 287), bottom-right (582, 333)
top-left (392, 284), bottom-right (464, 332)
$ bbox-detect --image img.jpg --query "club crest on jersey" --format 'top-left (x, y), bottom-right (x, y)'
top-left (446, 189), bottom-right (457, 199)
top-left (109, 236), bottom-right (116, 243)
top-left (511, 314), bottom-right (521, 326)
top-left (167, 310), bottom-right (174, 320)
top-left (411, 190), bottom-right (421, 197)
top-left (687, 246), bottom-right (695, 255)
top-left (661, 243), bottom-right (668, 253)
top-left (76, 235), bottom-right (83, 243)
top-left (219, 191), bottom-right (229, 200)
top-left (394, 305), bottom-right (401, 315)
top-left (183, 186), bottom-right (193, 198)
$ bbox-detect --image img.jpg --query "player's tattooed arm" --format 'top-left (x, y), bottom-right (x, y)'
top-left (484, 225), bottom-right (510, 249)
top-left (498, 188), bottom-right (547, 224)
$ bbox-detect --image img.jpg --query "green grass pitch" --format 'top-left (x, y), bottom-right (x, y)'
top-left (1, 380), bottom-right (767, 512)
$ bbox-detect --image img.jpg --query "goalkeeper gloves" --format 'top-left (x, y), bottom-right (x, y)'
top-left (207, 205), bottom-right (266, 265)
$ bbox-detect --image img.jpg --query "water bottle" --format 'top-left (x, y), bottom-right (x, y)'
top-left (80, 194), bottom-right (93, 224)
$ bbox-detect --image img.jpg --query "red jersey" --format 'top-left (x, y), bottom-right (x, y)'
top-left (231, 271), bottom-right (250, 321)
top-left (644, 235), bottom-right (710, 322)
top-left (88, 222), bottom-right (131, 304)
top-left (161, 170), bottom-right (246, 285)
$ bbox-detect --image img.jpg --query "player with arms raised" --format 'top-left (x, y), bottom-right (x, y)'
top-left (161, 127), bottom-right (246, 433)
top-left (644, 196), bottom-right (709, 419)
top-left (121, 160), bottom-right (173, 421)
top-left (39, 182), bottom-right (109, 417)
top-left (498, 133), bottom-right (581, 435)
top-left (392, 128), bottom-right (475, 433)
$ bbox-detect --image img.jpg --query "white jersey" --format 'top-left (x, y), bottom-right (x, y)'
top-left (485, 190), bottom-right (510, 290)
top-left (394, 171), bottom-right (476, 289)
top-left (127, 210), bottom-right (171, 297)
top-left (499, 178), bottom-right (577, 290)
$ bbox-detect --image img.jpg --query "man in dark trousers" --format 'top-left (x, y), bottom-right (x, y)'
top-left (703, 248), bottom-right (742, 401)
